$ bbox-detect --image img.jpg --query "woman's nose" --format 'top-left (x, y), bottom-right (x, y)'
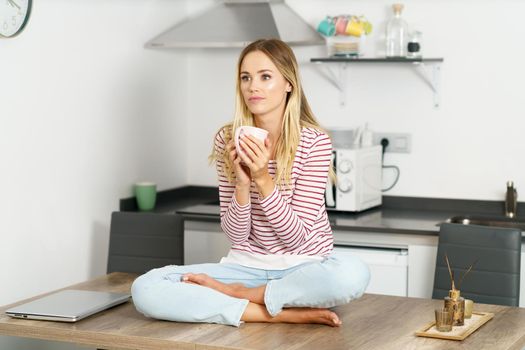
top-left (248, 80), bottom-right (260, 92)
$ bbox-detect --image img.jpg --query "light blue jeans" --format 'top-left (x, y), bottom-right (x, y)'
top-left (131, 253), bottom-right (370, 327)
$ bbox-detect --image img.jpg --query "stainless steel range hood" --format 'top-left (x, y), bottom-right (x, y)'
top-left (145, 0), bottom-right (324, 48)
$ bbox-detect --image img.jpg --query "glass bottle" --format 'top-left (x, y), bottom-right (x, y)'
top-left (444, 289), bottom-right (465, 326)
top-left (386, 4), bottom-right (409, 58)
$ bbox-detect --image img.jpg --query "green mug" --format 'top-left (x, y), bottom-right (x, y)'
top-left (134, 182), bottom-right (157, 211)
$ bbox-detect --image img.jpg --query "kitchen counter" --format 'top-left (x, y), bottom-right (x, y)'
top-left (119, 185), bottom-right (524, 237)
top-left (176, 204), bottom-right (452, 235)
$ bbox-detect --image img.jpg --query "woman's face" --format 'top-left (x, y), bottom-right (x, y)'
top-left (239, 50), bottom-right (292, 121)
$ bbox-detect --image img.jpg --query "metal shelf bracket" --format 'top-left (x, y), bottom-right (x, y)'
top-left (311, 58), bottom-right (443, 108)
top-left (412, 61), bottom-right (442, 109)
top-left (314, 62), bottom-right (348, 106)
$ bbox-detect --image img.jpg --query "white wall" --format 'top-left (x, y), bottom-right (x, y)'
top-left (0, 0), bottom-right (188, 348)
top-left (1, 0), bottom-right (524, 348)
top-left (186, 0), bottom-right (525, 201)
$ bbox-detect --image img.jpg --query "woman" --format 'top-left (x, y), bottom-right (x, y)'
top-left (131, 39), bottom-right (369, 327)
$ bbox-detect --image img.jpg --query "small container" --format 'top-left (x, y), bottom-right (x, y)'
top-left (326, 35), bottom-right (361, 58)
top-left (407, 31), bottom-right (422, 58)
top-left (464, 299), bottom-right (474, 319)
top-left (444, 289), bottom-right (465, 326)
top-left (335, 16), bottom-right (349, 35)
top-left (435, 308), bottom-right (453, 332)
top-left (317, 16), bottom-right (336, 37)
top-left (134, 182), bottom-right (157, 211)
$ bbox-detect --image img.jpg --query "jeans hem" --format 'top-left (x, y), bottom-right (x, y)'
top-left (264, 280), bottom-right (281, 317)
top-left (233, 298), bottom-right (250, 327)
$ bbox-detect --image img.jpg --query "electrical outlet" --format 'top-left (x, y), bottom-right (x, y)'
top-left (373, 132), bottom-right (412, 153)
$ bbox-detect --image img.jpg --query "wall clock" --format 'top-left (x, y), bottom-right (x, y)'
top-left (0, 0), bottom-right (32, 38)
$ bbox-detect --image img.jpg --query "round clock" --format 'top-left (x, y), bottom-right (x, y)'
top-left (0, 0), bottom-right (32, 38)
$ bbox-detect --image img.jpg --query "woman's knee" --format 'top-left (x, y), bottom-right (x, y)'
top-left (132, 267), bottom-right (171, 296)
top-left (131, 267), bottom-right (182, 318)
top-left (329, 255), bottom-right (371, 299)
top-left (131, 272), bottom-right (155, 303)
top-left (131, 274), bottom-right (159, 317)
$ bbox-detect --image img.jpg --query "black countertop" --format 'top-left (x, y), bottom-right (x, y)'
top-left (175, 204), bottom-right (452, 235)
top-left (120, 186), bottom-right (524, 236)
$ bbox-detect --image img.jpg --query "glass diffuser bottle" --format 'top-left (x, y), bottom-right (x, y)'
top-left (442, 253), bottom-right (477, 327)
top-left (386, 4), bottom-right (409, 58)
top-left (444, 288), bottom-right (465, 326)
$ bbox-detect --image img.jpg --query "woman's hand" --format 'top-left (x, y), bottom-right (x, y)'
top-left (226, 140), bottom-right (251, 187)
top-left (238, 135), bottom-right (275, 197)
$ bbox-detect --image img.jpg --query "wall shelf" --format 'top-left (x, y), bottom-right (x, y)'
top-left (310, 57), bottom-right (444, 108)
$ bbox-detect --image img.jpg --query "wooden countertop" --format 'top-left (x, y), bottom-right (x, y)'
top-left (1, 272), bottom-right (525, 350)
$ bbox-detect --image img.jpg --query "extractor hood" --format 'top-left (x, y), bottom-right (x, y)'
top-left (145, 0), bottom-right (324, 48)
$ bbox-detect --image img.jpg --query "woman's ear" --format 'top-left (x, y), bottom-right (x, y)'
top-left (286, 83), bottom-right (292, 92)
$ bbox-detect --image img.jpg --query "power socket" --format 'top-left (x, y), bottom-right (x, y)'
top-left (373, 132), bottom-right (412, 153)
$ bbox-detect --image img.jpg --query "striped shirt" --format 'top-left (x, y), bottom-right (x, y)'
top-left (214, 126), bottom-right (334, 261)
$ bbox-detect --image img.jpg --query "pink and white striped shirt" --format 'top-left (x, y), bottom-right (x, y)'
top-left (214, 126), bottom-right (334, 266)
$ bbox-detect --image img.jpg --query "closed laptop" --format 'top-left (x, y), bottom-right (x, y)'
top-left (6, 289), bottom-right (131, 322)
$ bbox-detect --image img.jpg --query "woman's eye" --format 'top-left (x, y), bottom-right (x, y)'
top-left (262, 74), bottom-right (271, 80)
top-left (240, 75), bottom-right (250, 82)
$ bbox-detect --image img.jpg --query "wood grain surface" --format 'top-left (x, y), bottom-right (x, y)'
top-left (1, 272), bottom-right (525, 350)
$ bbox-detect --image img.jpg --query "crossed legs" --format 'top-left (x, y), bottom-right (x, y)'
top-left (132, 256), bottom-right (369, 327)
top-left (182, 273), bottom-right (342, 327)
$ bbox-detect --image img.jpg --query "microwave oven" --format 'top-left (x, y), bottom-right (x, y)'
top-left (325, 146), bottom-right (382, 212)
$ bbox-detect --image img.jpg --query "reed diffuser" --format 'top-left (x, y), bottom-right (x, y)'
top-left (443, 254), bottom-right (477, 326)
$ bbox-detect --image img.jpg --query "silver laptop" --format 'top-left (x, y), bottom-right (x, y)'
top-left (5, 289), bottom-right (131, 322)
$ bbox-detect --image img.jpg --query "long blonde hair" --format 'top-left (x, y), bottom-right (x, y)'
top-left (210, 38), bottom-right (334, 186)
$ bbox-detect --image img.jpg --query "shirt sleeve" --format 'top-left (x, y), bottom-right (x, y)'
top-left (258, 132), bottom-right (332, 250)
top-left (214, 129), bottom-right (251, 244)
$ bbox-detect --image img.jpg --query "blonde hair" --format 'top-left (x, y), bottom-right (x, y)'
top-left (210, 38), bottom-right (334, 186)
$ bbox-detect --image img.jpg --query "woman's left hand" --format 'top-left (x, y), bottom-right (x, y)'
top-left (238, 134), bottom-right (272, 185)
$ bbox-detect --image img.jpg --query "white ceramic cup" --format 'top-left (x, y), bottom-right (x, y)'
top-left (234, 126), bottom-right (269, 159)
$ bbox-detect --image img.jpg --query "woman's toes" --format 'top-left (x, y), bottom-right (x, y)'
top-left (317, 310), bottom-right (341, 327)
top-left (182, 273), bottom-right (207, 284)
top-left (181, 273), bottom-right (193, 282)
top-left (329, 313), bottom-right (342, 326)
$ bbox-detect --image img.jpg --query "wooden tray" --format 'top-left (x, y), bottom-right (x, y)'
top-left (415, 312), bottom-right (494, 341)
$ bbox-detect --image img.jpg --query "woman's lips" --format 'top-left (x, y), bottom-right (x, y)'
top-left (248, 96), bottom-right (264, 102)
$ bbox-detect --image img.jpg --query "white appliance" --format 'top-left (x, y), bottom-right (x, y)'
top-left (334, 246), bottom-right (408, 297)
top-left (325, 146), bottom-right (382, 212)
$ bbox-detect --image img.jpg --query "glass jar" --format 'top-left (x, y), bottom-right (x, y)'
top-left (407, 31), bottom-right (422, 58)
top-left (386, 4), bottom-right (409, 58)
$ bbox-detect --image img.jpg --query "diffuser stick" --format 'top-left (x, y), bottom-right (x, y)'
top-left (445, 253), bottom-right (455, 290)
top-left (458, 258), bottom-right (479, 290)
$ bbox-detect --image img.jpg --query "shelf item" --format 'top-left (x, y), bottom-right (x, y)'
top-left (310, 57), bottom-right (444, 108)
top-left (386, 3), bottom-right (409, 58)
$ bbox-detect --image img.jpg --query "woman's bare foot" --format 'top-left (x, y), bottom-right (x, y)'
top-left (274, 308), bottom-right (342, 327)
top-left (182, 273), bottom-right (244, 295)
top-left (182, 273), bottom-right (266, 304)
top-left (242, 302), bottom-right (342, 327)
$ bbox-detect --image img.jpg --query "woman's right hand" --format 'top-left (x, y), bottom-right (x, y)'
top-left (226, 140), bottom-right (251, 187)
